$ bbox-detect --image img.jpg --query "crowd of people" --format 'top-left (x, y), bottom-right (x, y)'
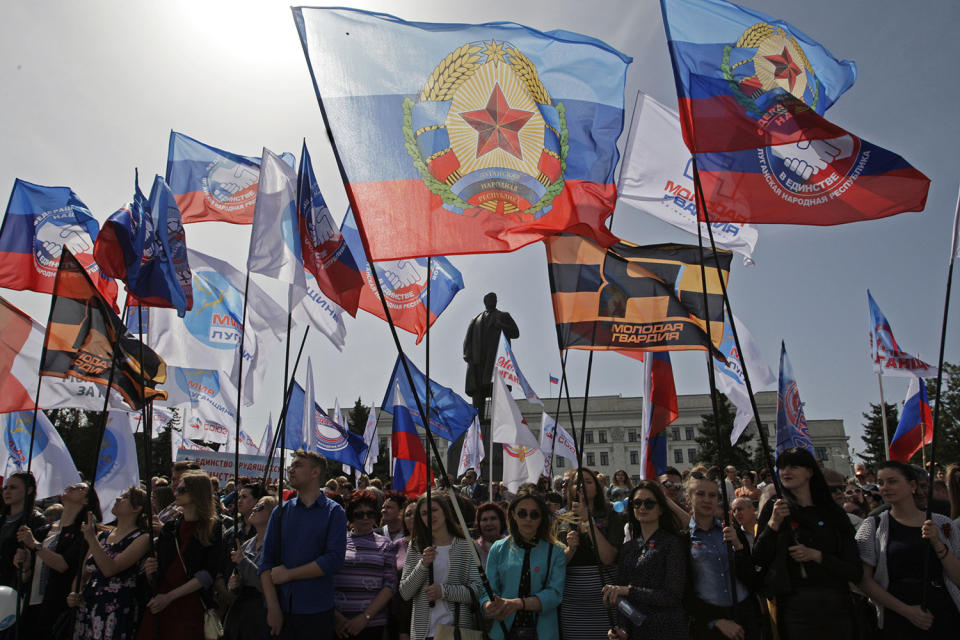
top-left (2, 449), bottom-right (959, 640)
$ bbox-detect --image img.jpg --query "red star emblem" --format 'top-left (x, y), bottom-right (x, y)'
top-left (764, 47), bottom-right (802, 91)
top-left (460, 84), bottom-right (533, 160)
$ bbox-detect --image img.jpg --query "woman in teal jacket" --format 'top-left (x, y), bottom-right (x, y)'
top-left (481, 490), bottom-right (566, 640)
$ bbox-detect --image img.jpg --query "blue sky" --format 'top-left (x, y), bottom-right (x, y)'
top-left (1, 0), bottom-right (957, 465)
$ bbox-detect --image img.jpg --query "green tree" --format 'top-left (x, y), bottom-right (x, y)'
top-left (694, 392), bottom-right (756, 470)
top-left (925, 362), bottom-right (960, 466)
top-left (859, 402), bottom-right (898, 469)
top-left (48, 408), bottom-right (102, 481)
top-left (347, 397), bottom-right (369, 436)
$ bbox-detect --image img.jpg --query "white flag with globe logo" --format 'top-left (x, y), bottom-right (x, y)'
top-left (96, 412), bottom-right (141, 517)
top-left (2, 410), bottom-right (81, 500)
top-left (150, 249), bottom-right (286, 407)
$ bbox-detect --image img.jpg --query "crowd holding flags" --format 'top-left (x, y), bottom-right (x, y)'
top-left (0, 0), bottom-right (952, 532)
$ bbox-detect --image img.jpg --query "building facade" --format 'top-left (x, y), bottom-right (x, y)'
top-left (375, 390), bottom-right (853, 484)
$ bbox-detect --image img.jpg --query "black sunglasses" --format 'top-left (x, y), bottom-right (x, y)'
top-left (632, 498), bottom-right (658, 511)
top-left (252, 503), bottom-right (267, 513)
top-left (352, 510), bottom-right (377, 520)
top-left (515, 508), bottom-right (541, 521)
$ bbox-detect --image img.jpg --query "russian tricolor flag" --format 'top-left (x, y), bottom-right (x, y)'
top-left (888, 377), bottom-right (933, 463)
top-left (391, 382), bottom-right (429, 498)
top-left (640, 352), bottom-right (678, 480)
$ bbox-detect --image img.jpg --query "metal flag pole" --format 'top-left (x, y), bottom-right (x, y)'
top-left (877, 373), bottom-right (891, 460)
top-left (920, 187), bottom-right (958, 610)
top-left (231, 272), bottom-right (251, 529)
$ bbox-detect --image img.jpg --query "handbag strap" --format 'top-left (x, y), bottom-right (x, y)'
top-left (173, 528), bottom-right (212, 614)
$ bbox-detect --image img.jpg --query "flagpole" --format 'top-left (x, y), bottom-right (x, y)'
top-left (690, 160), bottom-right (743, 616)
top-left (920, 191), bottom-right (957, 610)
top-left (424, 256), bottom-right (435, 603)
top-left (297, 58), bottom-right (505, 634)
top-left (229, 272), bottom-right (252, 529)
top-left (877, 373), bottom-right (891, 460)
top-left (690, 160), bottom-right (782, 498)
top-left (261, 326), bottom-right (310, 488)
top-left (136, 304), bottom-right (156, 561)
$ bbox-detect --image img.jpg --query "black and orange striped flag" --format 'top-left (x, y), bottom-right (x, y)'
top-left (546, 234), bottom-right (731, 353)
top-left (41, 248), bottom-right (167, 409)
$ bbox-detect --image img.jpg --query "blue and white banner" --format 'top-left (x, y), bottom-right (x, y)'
top-left (2, 411), bottom-right (81, 500)
top-left (97, 412), bottom-right (141, 517)
top-left (494, 333), bottom-right (541, 405)
top-left (713, 311), bottom-right (776, 445)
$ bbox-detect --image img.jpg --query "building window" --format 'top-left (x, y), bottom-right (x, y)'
top-left (586, 452), bottom-right (595, 466)
top-left (674, 449), bottom-right (684, 463)
top-left (688, 448), bottom-right (698, 464)
top-left (598, 430), bottom-right (608, 444)
top-left (631, 475), bottom-right (642, 485)
top-left (379, 437), bottom-right (388, 452)
top-left (815, 447), bottom-right (828, 461)
top-left (556, 457), bottom-right (565, 468)
top-left (600, 452), bottom-right (609, 466)
top-left (671, 427), bottom-right (680, 441)
top-left (630, 451), bottom-right (639, 465)
top-left (585, 431), bottom-right (594, 444)
top-left (685, 427), bottom-right (695, 441)
top-left (628, 430), bottom-right (637, 443)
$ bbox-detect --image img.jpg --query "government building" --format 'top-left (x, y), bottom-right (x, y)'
top-left (376, 390), bottom-right (852, 484)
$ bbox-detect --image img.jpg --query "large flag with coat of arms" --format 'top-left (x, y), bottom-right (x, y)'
top-left (659, 0), bottom-right (929, 226)
top-left (293, 7), bottom-right (630, 260)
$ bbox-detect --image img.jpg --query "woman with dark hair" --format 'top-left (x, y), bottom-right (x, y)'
top-left (224, 495), bottom-right (277, 640)
top-left (736, 471), bottom-right (761, 503)
top-left (480, 490), bottom-right (565, 640)
top-left (333, 491), bottom-right (397, 640)
top-left (475, 501), bottom-right (507, 566)
top-left (601, 480), bottom-right (688, 640)
top-left (855, 461), bottom-right (960, 638)
top-left (1, 472), bottom-right (45, 589)
top-left (559, 467), bottom-right (623, 640)
top-left (607, 470), bottom-right (633, 504)
top-left (753, 447), bottom-right (862, 640)
top-left (69, 486), bottom-right (151, 639)
top-left (399, 492), bottom-right (482, 640)
top-left (138, 470), bottom-right (223, 640)
top-left (17, 480), bottom-right (102, 638)
top-left (393, 501), bottom-right (418, 640)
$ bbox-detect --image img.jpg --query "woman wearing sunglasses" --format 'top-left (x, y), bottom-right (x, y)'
top-left (224, 495), bottom-right (277, 640)
top-left (138, 470), bottom-right (223, 640)
top-left (481, 490), bottom-right (566, 640)
top-left (17, 480), bottom-right (102, 638)
top-left (333, 491), bottom-right (397, 640)
top-left (601, 480), bottom-right (687, 640)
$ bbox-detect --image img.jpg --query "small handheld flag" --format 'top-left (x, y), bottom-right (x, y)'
top-left (776, 341), bottom-right (814, 457)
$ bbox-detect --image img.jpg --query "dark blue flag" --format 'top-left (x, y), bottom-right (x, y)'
top-left (94, 173), bottom-right (192, 316)
top-left (381, 355), bottom-right (477, 442)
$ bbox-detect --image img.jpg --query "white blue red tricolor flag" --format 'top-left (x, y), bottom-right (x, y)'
top-left (659, 0), bottom-right (929, 225)
top-left (294, 7), bottom-right (629, 260)
top-left (888, 377), bottom-right (933, 463)
top-left (390, 381), bottom-right (430, 498)
top-left (640, 352), bottom-right (678, 480)
top-left (867, 290), bottom-right (938, 378)
top-left (0, 179), bottom-right (118, 308)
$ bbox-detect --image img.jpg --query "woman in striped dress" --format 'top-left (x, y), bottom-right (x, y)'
top-left (559, 467), bottom-right (624, 640)
top-left (399, 492), bottom-right (483, 640)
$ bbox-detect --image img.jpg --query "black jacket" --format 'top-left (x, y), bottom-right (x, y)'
top-left (155, 514), bottom-right (223, 602)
